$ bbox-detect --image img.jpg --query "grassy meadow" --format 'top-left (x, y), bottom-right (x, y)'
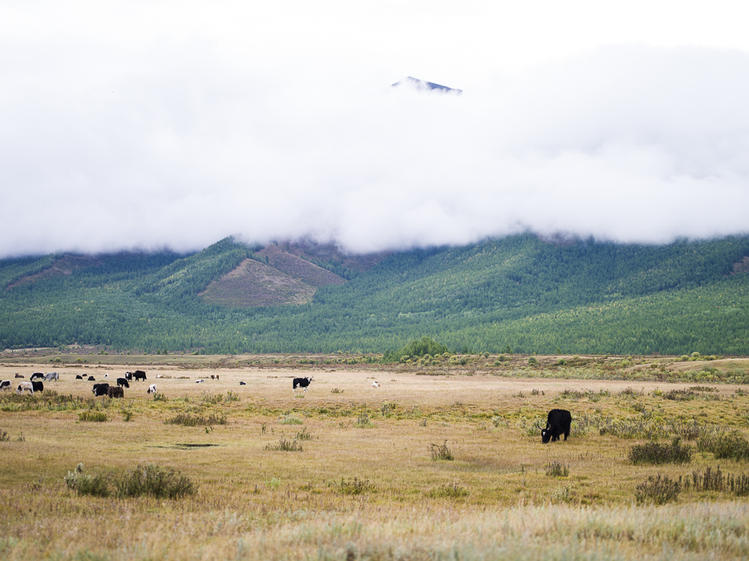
top-left (1, 354), bottom-right (748, 560)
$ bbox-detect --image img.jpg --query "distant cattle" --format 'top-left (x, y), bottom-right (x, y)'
top-left (30, 372), bottom-right (45, 381)
top-left (293, 377), bottom-right (312, 391)
top-left (0, 380), bottom-right (11, 390)
top-left (133, 370), bottom-right (147, 381)
top-left (125, 372), bottom-right (133, 381)
top-left (14, 373), bottom-right (24, 378)
top-left (107, 386), bottom-right (124, 398)
top-left (541, 409), bottom-right (572, 443)
top-left (75, 374), bottom-right (83, 380)
top-left (92, 383), bottom-right (110, 397)
top-left (116, 377), bottom-right (129, 388)
top-left (147, 384), bottom-right (157, 394)
top-left (17, 382), bottom-right (33, 394)
top-left (239, 381), bottom-right (246, 386)
top-left (371, 380), bottom-right (380, 388)
top-left (44, 372), bottom-right (59, 381)
top-left (195, 379), bottom-right (204, 384)
top-left (88, 376), bottom-right (95, 381)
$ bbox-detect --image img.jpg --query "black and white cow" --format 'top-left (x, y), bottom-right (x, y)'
top-left (31, 381), bottom-right (44, 393)
top-left (125, 372), bottom-right (133, 381)
top-left (17, 381), bottom-right (33, 394)
top-left (292, 377), bottom-right (312, 391)
top-left (44, 372), bottom-right (59, 381)
top-left (92, 383), bottom-right (110, 397)
top-left (133, 370), bottom-right (147, 381)
top-left (0, 380), bottom-right (11, 390)
top-left (116, 377), bottom-right (130, 388)
top-left (147, 384), bottom-right (157, 394)
top-left (541, 409), bottom-right (572, 443)
top-left (30, 372), bottom-right (45, 381)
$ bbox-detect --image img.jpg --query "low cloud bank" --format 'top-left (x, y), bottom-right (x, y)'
top-left (1, 44), bottom-right (748, 257)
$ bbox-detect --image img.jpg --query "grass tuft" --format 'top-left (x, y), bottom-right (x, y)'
top-left (430, 440), bottom-right (454, 461)
top-left (265, 438), bottom-right (303, 452)
top-left (545, 461), bottom-right (569, 477)
top-left (635, 474), bottom-right (681, 505)
top-left (427, 481), bottom-right (469, 498)
top-left (78, 411), bottom-right (108, 422)
top-left (165, 413), bottom-right (226, 426)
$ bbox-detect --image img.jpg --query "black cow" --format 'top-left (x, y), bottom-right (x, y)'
top-left (108, 386), bottom-right (124, 398)
top-left (116, 377), bottom-right (130, 388)
top-left (239, 381), bottom-right (246, 386)
top-left (88, 376), bottom-right (96, 381)
top-left (75, 374), bottom-right (83, 380)
top-left (0, 380), bottom-right (10, 390)
top-left (541, 409), bottom-right (572, 443)
top-left (133, 370), bottom-right (147, 381)
top-left (30, 372), bottom-right (45, 381)
top-left (31, 380), bottom-right (44, 393)
top-left (92, 383), bottom-right (110, 397)
top-left (14, 373), bottom-right (24, 378)
top-left (292, 377), bottom-right (312, 391)
top-left (125, 372), bottom-right (133, 380)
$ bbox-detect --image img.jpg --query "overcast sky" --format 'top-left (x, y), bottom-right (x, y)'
top-left (2, 1), bottom-right (748, 257)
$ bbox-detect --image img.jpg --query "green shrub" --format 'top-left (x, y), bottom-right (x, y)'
top-left (430, 441), bottom-right (454, 461)
top-left (114, 464), bottom-right (196, 499)
top-left (698, 430), bottom-right (749, 461)
top-left (78, 411), bottom-right (108, 422)
top-left (384, 337), bottom-right (449, 362)
top-left (635, 474), bottom-right (681, 505)
top-left (629, 438), bottom-right (692, 464)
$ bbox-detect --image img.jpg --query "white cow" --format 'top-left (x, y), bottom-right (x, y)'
top-left (371, 380), bottom-right (380, 388)
top-left (17, 382), bottom-right (33, 394)
top-left (147, 384), bottom-right (157, 394)
top-left (44, 372), bottom-right (59, 381)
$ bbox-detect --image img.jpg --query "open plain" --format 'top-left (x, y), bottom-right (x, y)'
top-left (1, 354), bottom-right (748, 560)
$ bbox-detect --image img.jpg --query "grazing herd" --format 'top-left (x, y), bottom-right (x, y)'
top-left (0, 369), bottom-right (574, 443)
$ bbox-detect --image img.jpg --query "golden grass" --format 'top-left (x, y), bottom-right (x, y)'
top-left (0, 358), bottom-right (748, 560)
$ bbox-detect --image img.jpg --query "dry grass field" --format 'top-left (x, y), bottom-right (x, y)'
top-left (1, 356), bottom-right (748, 560)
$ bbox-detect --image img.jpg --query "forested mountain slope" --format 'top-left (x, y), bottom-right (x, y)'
top-left (1, 235), bottom-right (747, 355)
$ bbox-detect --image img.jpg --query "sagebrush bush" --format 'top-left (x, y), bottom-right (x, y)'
top-left (635, 474), bottom-right (681, 505)
top-left (698, 430), bottom-right (749, 461)
top-left (295, 427), bottom-right (312, 440)
top-left (114, 464), bottom-right (196, 499)
top-left (280, 415), bottom-right (303, 425)
top-left (629, 439), bottom-right (692, 464)
top-left (65, 463), bottom-right (196, 499)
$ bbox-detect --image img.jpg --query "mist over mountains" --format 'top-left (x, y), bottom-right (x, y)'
top-left (2, 43), bottom-right (749, 258)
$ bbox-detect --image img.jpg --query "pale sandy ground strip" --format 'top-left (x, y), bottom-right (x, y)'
top-left (0, 364), bottom-right (742, 406)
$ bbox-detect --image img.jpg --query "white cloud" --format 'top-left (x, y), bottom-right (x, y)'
top-left (1, 3), bottom-right (748, 257)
